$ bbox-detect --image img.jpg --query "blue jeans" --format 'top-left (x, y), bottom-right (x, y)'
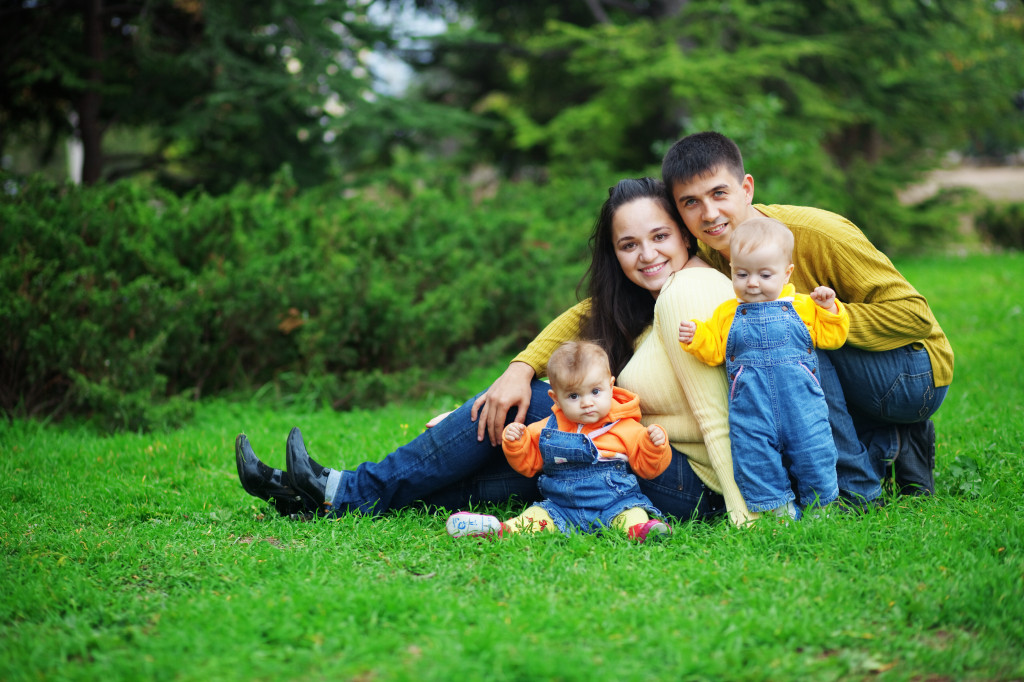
top-left (818, 344), bottom-right (949, 501)
top-left (324, 379), bottom-right (724, 521)
top-left (533, 414), bottom-right (661, 534)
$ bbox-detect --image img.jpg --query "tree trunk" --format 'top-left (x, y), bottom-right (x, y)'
top-left (79, 0), bottom-right (104, 185)
top-left (826, 123), bottom-right (883, 169)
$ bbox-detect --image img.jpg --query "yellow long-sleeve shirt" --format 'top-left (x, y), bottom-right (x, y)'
top-left (514, 266), bottom-right (752, 525)
top-left (681, 283), bottom-right (850, 366)
top-left (701, 204), bottom-right (953, 386)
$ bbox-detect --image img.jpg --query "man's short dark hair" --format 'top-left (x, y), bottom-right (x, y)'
top-left (661, 131), bottom-right (745, 190)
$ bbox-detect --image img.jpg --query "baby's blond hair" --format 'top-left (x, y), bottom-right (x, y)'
top-left (547, 341), bottom-right (611, 391)
top-left (730, 216), bottom-right (794, 261)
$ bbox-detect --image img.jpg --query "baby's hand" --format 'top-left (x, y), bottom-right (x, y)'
top-left (503, 422), bottom-right (526, 442)
top-left (647, 424), bottom-right (666, 447)
top-left (810, 286), bottom-right (838, 314)
top-left (678, 320), bottom-right (696, 345)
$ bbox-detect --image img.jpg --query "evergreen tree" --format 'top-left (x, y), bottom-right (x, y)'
top-left (409, 0), bottom-right (1024, 173)
top-left (1, 0), bottom-right (476, 191)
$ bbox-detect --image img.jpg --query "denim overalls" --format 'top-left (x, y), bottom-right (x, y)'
top-left (535, 414), bottom-right (662, 534)
top-left (726, 298), bottom-right (839, 512)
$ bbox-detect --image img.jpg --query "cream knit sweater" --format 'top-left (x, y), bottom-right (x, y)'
top-left (514, 265), bottom-right (751, 525)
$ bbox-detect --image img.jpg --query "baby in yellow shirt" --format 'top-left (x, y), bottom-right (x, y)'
top-left (678, 217), bottom-right (849, 519)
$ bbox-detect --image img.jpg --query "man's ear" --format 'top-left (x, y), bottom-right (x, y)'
top-left (742, 173), bottom-right (755, 205)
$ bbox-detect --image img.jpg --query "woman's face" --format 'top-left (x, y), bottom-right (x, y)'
top-left (611, 198), bottom-right (690, 298)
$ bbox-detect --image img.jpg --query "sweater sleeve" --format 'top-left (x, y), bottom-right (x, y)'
top-left (653, 271), bottom-right (752, 526)
top-left (620, 421), bottom-right (672, 480)
top-left (794, 296), bottom-right (850, 350)
top-left (501, 421), bottom-right (545, 478)
top-left (681, 303), bottom-right (733, 366)
top-left (511, 300), bottom-right (590, 378)
top-left (761, 205), bottom-right (934, 351)
top-left (816, 243), bottom-right (931, 350)
top-left (682, 320), bottom-right (721, 366)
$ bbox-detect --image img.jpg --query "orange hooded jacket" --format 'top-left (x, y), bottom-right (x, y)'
top-left (502, 386), bottom-right (671, 481)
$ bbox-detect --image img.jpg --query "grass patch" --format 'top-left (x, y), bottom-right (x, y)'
top-left (2, 253), bottom-right (1023, 681)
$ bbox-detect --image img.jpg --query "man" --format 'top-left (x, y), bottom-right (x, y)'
top-left (474, 132), bottom-right (952, 505)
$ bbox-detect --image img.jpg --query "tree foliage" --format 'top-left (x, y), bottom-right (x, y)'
top-left (5, 1), bottom-right (1020, 193)
top-left (399, 0), bottom-right (1023, 251)
top-left (0, 0), bottom-right (479, 192)
top-left (410, 0), bottom-right (1024, 174)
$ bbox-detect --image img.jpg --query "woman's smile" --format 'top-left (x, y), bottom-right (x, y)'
top-left (640, 261), bottom-right (669, 275)
top-left (612, 198), bottom-right (690, 297)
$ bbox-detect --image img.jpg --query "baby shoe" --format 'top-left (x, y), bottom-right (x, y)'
top-left (628, 519), bottom-right (672, 543)
top-left (446, 512), bottom-right (504, 538)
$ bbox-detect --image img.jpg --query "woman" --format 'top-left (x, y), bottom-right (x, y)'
top-left (236, 178), bottom-right (751, 525)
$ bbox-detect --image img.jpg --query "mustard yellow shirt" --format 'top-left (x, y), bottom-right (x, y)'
top-left (699, 204), bottom-right (953, 386)
top-left (681, 283), bottom-right (850, 366)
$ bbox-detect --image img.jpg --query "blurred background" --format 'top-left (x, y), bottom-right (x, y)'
top-left (2, 0), bottom-right (1023, 429)
top-left (5, 1), bottom-right (1023, 195)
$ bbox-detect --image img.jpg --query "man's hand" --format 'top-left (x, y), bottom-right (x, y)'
top-left (471, 361), bottom-right (536, 446)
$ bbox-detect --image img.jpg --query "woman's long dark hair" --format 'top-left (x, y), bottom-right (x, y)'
top-left (578, 177), bottom-right (695, 375)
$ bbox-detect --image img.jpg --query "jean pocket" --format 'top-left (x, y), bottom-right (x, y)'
top-left (729, 366), bottom-right (746, 402)
top-left (880, 371), bottom-right (936, 422)
top-left (798, 362), bottom-right (824, 394)
top-left (741, 317), bottom-right (789, 350)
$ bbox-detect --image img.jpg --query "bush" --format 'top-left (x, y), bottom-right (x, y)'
top-left (976, 201), bottom-right (1024, 250)
top-left (0, 164), bottom-right (612, 430)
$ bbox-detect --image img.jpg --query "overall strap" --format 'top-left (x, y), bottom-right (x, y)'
top-left (584, 419), bottom-right (620, 440)
top-left (585, 419), bottom-right (627, 461)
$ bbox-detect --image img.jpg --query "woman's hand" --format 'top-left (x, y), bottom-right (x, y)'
top-left (470, 361), bottom-right (536, 446)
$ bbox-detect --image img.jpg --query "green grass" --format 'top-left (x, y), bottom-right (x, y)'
top-left (2, 252), bottom-right (1023, 681)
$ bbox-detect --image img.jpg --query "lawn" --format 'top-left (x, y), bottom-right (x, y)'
top-left (2, 252), bottom-right (1022, 681)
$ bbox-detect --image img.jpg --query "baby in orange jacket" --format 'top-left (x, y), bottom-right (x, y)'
top-left (446, 341), bottom-right (673, 542)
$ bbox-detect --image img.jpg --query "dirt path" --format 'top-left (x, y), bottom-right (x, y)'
top-left (900, 166), bottom-right (1024, 203)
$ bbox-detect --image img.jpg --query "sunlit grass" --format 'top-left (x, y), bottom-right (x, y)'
top-left (1, 252), bottom-right (1022, 681)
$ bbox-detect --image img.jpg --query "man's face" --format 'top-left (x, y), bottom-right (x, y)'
top-left (670, 166), bottom-right (755, 259)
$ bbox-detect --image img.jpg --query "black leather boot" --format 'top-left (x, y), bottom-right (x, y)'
top-left (235, 434), bottom-right (308, 517)
top-left (285, 427), bottom-right (333, 512)
top-left (892, 419), bottom-right (936, 496)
